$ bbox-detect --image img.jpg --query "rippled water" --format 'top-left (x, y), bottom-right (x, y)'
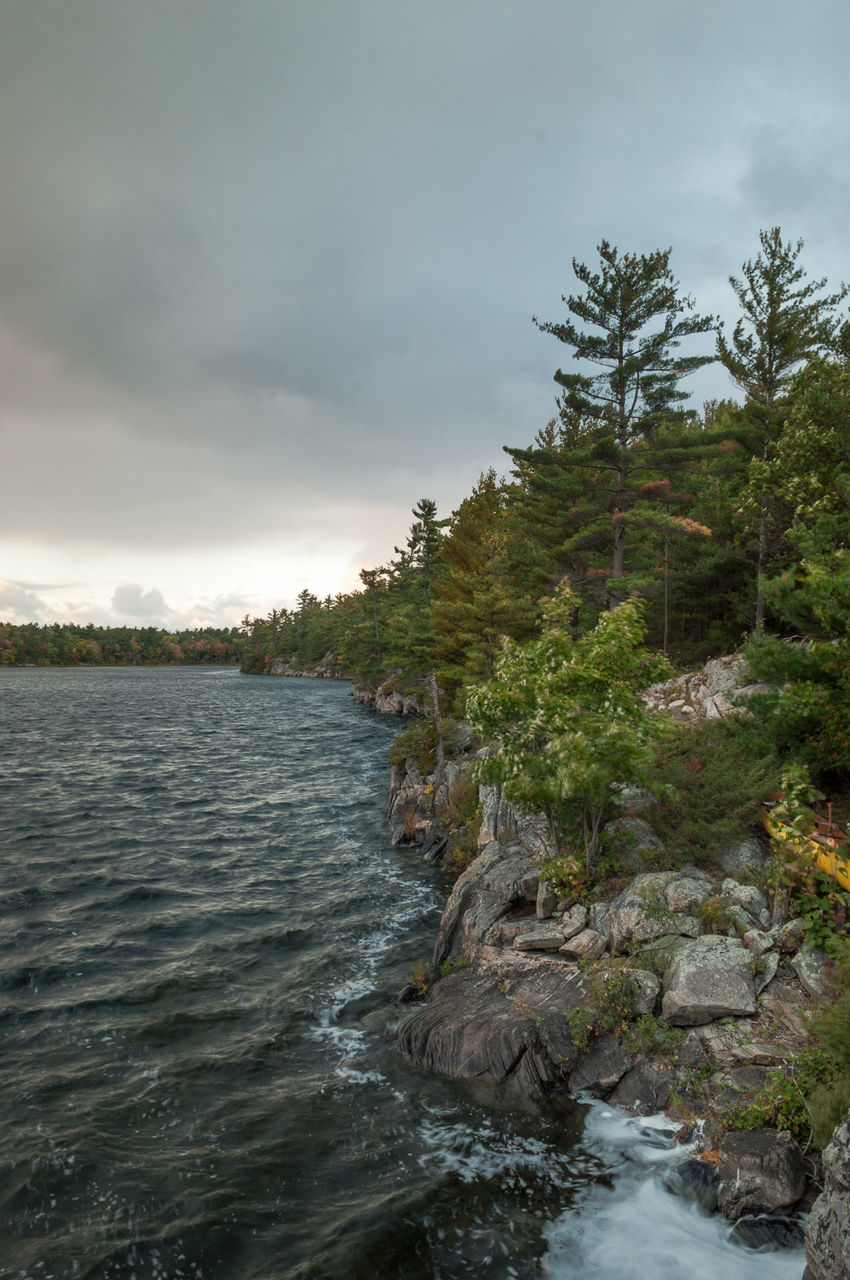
top-left (1, 668), bottom-right (806, 1279)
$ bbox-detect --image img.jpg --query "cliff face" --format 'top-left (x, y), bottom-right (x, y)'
top-left (804, 1111), bottom-right (850, 1279)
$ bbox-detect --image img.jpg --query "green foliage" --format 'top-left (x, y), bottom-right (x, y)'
top-left (566, 963), bottom-right (639, 1052)
top-left (387, 720), bottom-right (439, 773)
top-left (692, 896), bottom-right (738, 936)
top-left (0, 621), bottom-right (243, 668)
top-left (649, 716), bottom-right (780, 865)
top-left (532, 241), bottom-right (715, 607)
top-left (469, 586), bottom-right (669, 879)
top-left (621, 1013), bottom-right (684, 1060)
top-left (408, 961), bottom-right (429, 997)
top-left (439, 956), bottom-right (469, 978)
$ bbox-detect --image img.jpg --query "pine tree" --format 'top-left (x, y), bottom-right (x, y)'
top-left (716, 228), bottom-right (848, 627)
top-left (533, 241), bottom-right (715, 606)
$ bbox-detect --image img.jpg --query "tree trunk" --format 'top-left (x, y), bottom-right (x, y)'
top-left (427, 671), bottom-right (446, 812)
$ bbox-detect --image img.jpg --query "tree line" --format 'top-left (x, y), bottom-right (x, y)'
top-left (243, 227), bottom-right (849, 700)
top-left (0, 622), bottom-right (244, 667)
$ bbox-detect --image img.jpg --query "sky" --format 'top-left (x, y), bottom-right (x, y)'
top-left (1, 0), bottom-right (848, 630)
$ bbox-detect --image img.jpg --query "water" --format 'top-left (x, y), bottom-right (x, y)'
top-left (0, 667), bottom-right (806, 1279)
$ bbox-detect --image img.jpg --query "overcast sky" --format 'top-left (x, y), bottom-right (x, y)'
top-left (1, 0), bottom-right (848, 629)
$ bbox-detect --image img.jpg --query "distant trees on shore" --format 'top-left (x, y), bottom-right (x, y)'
top-left (0, 622), bottom-right (243, 667)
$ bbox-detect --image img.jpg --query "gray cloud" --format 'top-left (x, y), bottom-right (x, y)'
top-left (111, 584), bottom-right (171, 623)
top-left (1, 0), bottom-right (848, 619)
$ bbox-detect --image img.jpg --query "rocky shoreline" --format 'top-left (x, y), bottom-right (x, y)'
top-left (378, 658), bottom-right (849, 1278)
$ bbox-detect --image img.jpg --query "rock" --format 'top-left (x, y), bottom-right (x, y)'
top-left (776, 917), bottom-right (806, 951)
top-left (536, 878), bottom-right (559, 919)
top-left (719, 837), bottom-right (766, 878)
top-left (792, 947), bottom-right (830, 997)
top-left (429, 840), bottom-right (536, 970)
top-left (743, 927), bottom-right (774, 957)
top-left (514, 927), bottom-right (566, 952)
top-left (397, 961), bottom-right (586, 1091)
top-left (663, 1157), bottom-right (720, 1212)
top-left (560, 906), bottom-right (588, 942)
top-left (754, 950), bottom-right (780, 994)
top-left (718, 1129), bottom-right (806, 1219)
top-left (664, 876), bottom-right (713, 913)
top-left (606, 872), bottom-right (701, 954)
top-left (569, 1033), bottom-right (634, 1096)
top-left (721, 878), bottom-right (770, 928)
top-left (559, 928), bottom-right (607, 960)
top-left (609, 1056), bottom-right (674, 1114)
top-left (477, 785), bottom-right (549, 858)
top-left (731, 1215), bottom-right (805, 1251)
top-left (805, 1109), bottom-right (850, 1280)
top-left (624, 967), bottom-right (661, 1015)
top-left (661, 935), bottom-right (757, 1025)
top-left (604, 817), bottom-right (663, 873)
top-left (676, 1030), bottom-right (710, 1070)
top-left (588, 901), bottom-right (612, 936)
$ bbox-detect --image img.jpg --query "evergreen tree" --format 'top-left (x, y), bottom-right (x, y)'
top-left (716, 227), bottom-right (848, 627)
top-left (533, 241), bottom-right (715, 606)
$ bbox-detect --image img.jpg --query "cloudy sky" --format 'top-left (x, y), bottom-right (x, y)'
top-left (1, 1), bottom-right (848, 629)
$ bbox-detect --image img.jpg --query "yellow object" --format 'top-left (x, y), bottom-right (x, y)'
top-left (762, 804), bottom-right (850, 892)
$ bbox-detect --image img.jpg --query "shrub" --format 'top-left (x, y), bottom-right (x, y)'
top-left (649, 717), bottom-right (781, 866)
top-left (692, 895), bottom-right (738, 935)
top-left (388, 721), bottom-right (439, 772)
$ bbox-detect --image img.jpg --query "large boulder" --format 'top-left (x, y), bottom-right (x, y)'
top-left (429, 840), bottom-right (535, 970)
top-left (661, 935), bottom-right (757, 1025)
top-left (605, 872), bottom-right (705, 953)
top-left (718, 1129), bottom-right (806, 1219)
top-left (805, 1110), bottom-right (850, 1280)
top-left (397, 958), bottom-right (586, 1091)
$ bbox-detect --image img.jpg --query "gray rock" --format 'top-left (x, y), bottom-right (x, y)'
top-left (663, 1157), bottom-right (720, 1212)
top-left (624, 967), bottom-right (661, 1015)
top-left (536, 878), bottom-right (559, 919)
top-left (792, 947), bottom-right (829, 997)
top-left (721, 878), bottom-right (770, 928)
top-left (569, 1032), bottom-right (634, 1096)
top-left (606, 872), bottom-right (701, 953)
top-left (676, 1030), bottom-right (709, 1070)
top-left (429, 840), bottom-right (536, 970)
top-left (588, 901), bottom-right (612, 937)
top-left (776, 917), bottom-right (806, 951)
top-left (742, 928), bottom-right (774, 957)
top-left (397, 962), bottom-right (586, 1091)
top-left (514, 927), bottom-right (565, 952)
top-left (719, 837), bottom-right (766, 878)
top-left (661, 935), bottom-right (757, 1026)
top-left (718, 1129), bottom-right (806, 1219)
top-left (609, 1056), bottom-right (674, 1114)
top-left (559, 928), bottom-right (607, 960)
top-left (604, 817), bottom-right (663, 873)
top-left (754, 950), bottom-right (780, 995)
top-left (560, 916), bottom-right (588, 947)
top-left (664, 876), bottom-right (713, 914)
top-left (805, 1109), bottom-right (850, 1280)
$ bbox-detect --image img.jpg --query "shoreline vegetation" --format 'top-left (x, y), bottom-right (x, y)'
top-left (0, 623), bottom-right (243, 667)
